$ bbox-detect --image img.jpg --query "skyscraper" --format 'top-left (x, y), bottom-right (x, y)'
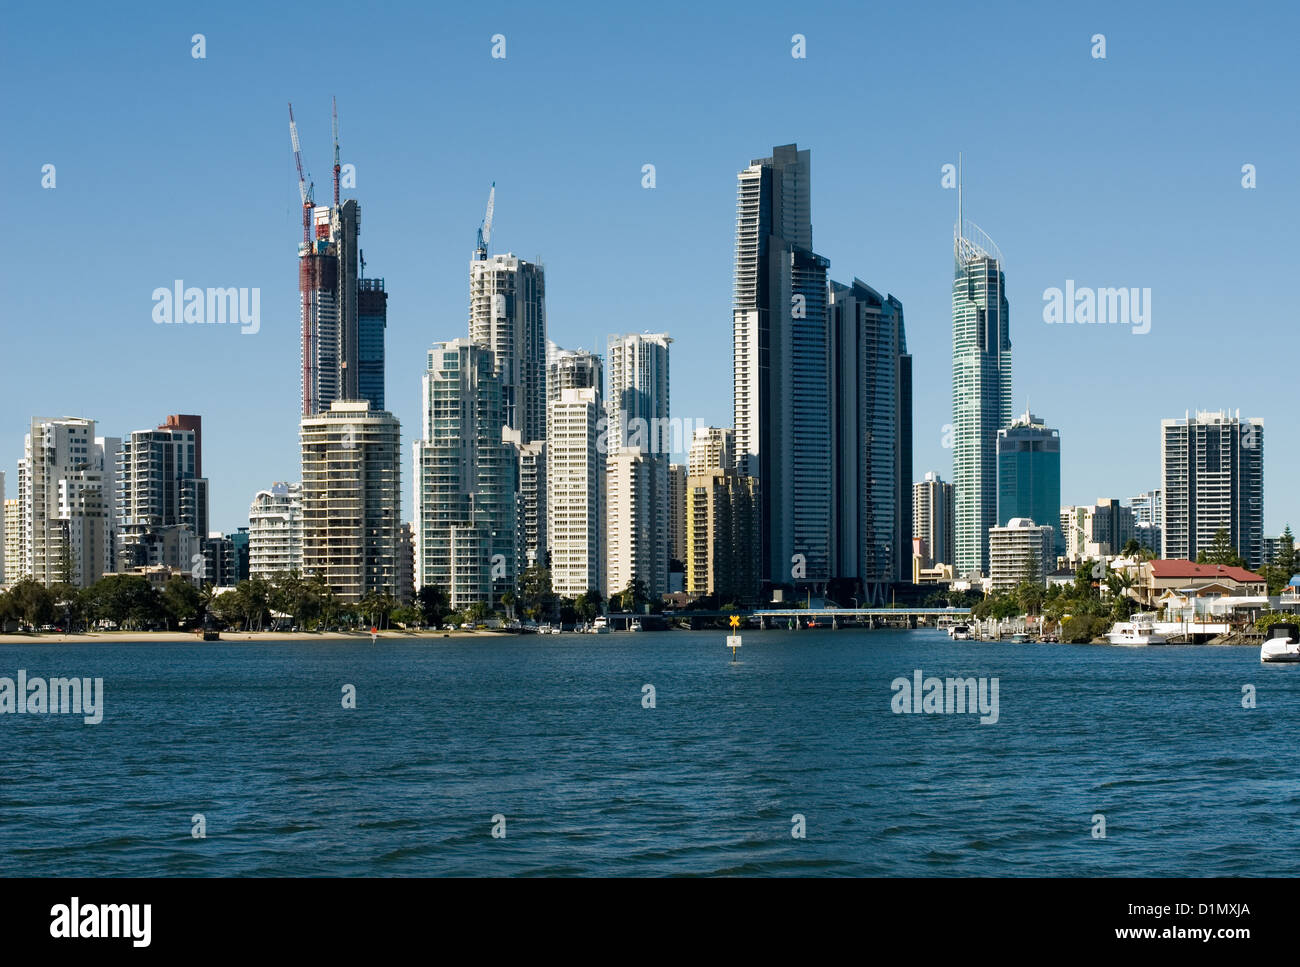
top-left (300, 199), bottom-right (362, 416)
top-left (732, 144), bottom-right (836, 593)
top-left (357, 277), bottom-right (388, 410)
top-left (300, 399), bottom-right (401, 602)
top-left (21, 417), bottom-right (115, 588)
top-left (413, 340), bottom-right (517, 609)
top-left (996, 410), bottom-right (1061, 559)
top-left (3, 496), bottom-right (21, 584)
top-left (469, 253), bottom-right (547, 445)
top-left (1161, 410), bottom-right (1264, 568)
top-left (913, 472), bottom-right (955, 568)
top-left (547, 350), bottom-right (604, 598)
top-left (117, 418), bottom-right (206, 574)
top-left (952, 185), bottom-right (1012, 576)
top-left (668, 463), bottom-right (687, 568)
top-left (605, 332), bottom-right (672, 599)
top-left (828, 279), bottom-right (909, 599)
top-left (547, 386), bottom-right (604, 599)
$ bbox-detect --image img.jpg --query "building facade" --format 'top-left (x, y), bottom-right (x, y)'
top-left (413, 340), bottom-right (517, 609)
top-left (1161, 411), bottom-right (1264, 568)
top-left (605, 332), bottom-right (671, 599)
top-left (249, 482), bottom-right (303, 579)
top-left (547, 386), bottom-right (603, 598)
top-left (300, 399), bottom-right (401, 602)
top-left (685, 469), bottom-right (760, 604)
top-left (117, 417), bottom-right (206, 574)
top-left (989, 518), bottom-right (1052, 591)
top-left (952, 213), bottom-right (1012, 576)
top-left (1061, 498), bottom-right (1136, 565)
top-left (20, 418), bottom-right (116, 588)
top-left (996, 410), bottom-right (1061, 559)
top-left (914, 471), bottom-right (956, 569)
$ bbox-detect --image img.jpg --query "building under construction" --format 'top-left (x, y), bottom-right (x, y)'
top-left (289, 100), bottom-right (384, 417)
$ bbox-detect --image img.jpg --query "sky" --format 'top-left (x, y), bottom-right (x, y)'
top-left (2, 0), bottom-right (1296, 536)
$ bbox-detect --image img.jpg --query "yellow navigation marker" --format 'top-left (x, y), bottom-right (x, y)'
top-left (726, 615), bottom-right (742, 661)
top-left (729, 614), bottom-right (741, 630)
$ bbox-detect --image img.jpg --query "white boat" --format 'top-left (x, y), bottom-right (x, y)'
top-left (592, 616), bottom-right (610, 634)
top-left (629, 619), bottom-right (643, 632)
top-left (1106, 615), bottom-right (1167, 646)
top-left (950, 624), bottom-right (972, 640)
top-left (1261, 624), bottom-right (1300, 663)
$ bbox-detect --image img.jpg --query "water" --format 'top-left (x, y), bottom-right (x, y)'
top-left (1, 629), bottom-right (1297, 876)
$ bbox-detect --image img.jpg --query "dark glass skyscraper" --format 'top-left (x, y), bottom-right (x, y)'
top-left (733, 144), bottom-right (831, 593)
top-left (358, 278), bottom-right (387, 410)
top-left (997, 410), bottom-right (1061, 558)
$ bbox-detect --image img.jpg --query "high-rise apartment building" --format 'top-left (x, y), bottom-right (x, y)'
top-left (518, 440), bottom-right (546, 569)
top-left (1060, 498), bottom-right (1135, 564)
top-left (469, 253), bottom-right (547, 445)
top-left (828, 279), bottom-right (910, 598)
top-left (989, 518), bottom-right (1053, 591)
top-left (249, 482), bottom-right (303, 579)
top-left (117, 417), bottom-right (207, 574)
top-left (733, 144), bottom-right (834, 593)
top-left (688, 427), bottom-right (734, 476)
top-left (413, 340), bottom-right (517, 609)
top-left (21, 417), bottom-right (116, 587)
top-left (605, 333), bottom-right (672, 599)
top-left (1161, 410), bottom-right (1264, 568)
top-left (3, 496), bottom-right (21, 585)
top-left (668, 463), bottom-right (687, 566)
top-left (685, 468), bottom-right (760, 604)
top-left (1130, 488), bottom-right (1164, 556)
top-left (547, 386), bottom-right (604, 598)
top-left (952, 192), bottom-right (1012, 576)
top-left (300, 399), bottom-right (401, 602)
top-left (914, 471), bottom-right (956, 568)
top-left (997, 410), bottom-right (1060, 559)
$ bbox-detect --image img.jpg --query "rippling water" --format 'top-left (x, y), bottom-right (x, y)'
top-left (1, 629), bottom-right (1296, 876)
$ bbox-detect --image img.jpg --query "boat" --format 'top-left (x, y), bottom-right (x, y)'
top-left (629, 619), bottom-right (643, 632)
top-left (1106, 614), bottom-right (1167, 646)
top-left (592, 616), bottom-right (611, 634)
top-left (950, 624), bottom-right (971, 640)
top-left (1008, 633), bottom-right (1029, 643)
top-left (1261, 623), bottom-right (1300, 663)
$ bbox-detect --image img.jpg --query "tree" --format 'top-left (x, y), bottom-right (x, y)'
top-left (1276, 525), bottom-right (1297, 577)
top-left (1121, 538), bottom-right (1141, 557)
top-left (417, 585), bottom-right (451, 627)
top-left (1015, 580), bottom-right (1044, 617)
top-left (161, 575), bottom-right (202, 629)
top-left (519, 566), bottom-right (554, 620)
top-left (1200, 529), bottom-right (1245, 568)
top-left (9, 579), bottom-right (57, 629)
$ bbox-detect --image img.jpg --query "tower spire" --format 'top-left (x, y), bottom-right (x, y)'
top-left (957, 151), bottom-right (963, 238)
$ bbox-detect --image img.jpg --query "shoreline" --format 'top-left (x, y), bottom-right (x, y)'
top-left (0, 630), bottom-right (496, 644)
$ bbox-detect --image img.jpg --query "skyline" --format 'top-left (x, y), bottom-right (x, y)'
top-left (4, 1), bottom-right (1296, 536)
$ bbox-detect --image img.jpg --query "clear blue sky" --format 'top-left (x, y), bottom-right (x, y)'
top-left (2, 0), bottom-right (1295, 536)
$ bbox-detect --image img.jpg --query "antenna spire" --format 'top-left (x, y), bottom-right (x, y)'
top-left (332, 96), bottom-right (341, 208)
top-left (957, 151), bottom-right (963, 238)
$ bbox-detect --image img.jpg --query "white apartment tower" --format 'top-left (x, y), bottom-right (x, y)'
top-left (605, 332), bottom-right (671, 600)
top-left (20, 417), bottom-right (115, 588)
top-left (249, 482), bottom-right (304, 579)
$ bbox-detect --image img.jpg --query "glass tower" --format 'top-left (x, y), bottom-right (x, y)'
top-left (952, 217), bottom-right (1011, 576)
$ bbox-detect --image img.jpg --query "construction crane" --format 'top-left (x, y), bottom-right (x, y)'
top-left (289, 101), bottom-right (318, 417)
top-left (474, 182), bottom-right (495, 260)
top-left (332, 96), bottom-right (341, 208)
top-left (287, 102), bottom-right (315, 244)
